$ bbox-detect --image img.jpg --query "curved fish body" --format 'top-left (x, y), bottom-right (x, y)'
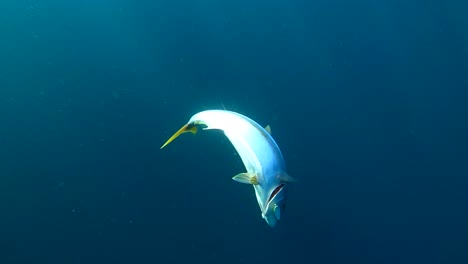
top-left (161, 110), bottom-right (295, 227)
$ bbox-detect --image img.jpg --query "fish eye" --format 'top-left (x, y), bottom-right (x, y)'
top-left (273, 204), bottom-right (281, 221)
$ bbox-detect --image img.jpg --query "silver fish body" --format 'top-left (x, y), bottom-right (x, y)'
top-left (161, 110), bottom-right (295, 227)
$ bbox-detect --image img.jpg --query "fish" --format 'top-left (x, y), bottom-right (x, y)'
top-left (161, 110), bottom-right (295, 227)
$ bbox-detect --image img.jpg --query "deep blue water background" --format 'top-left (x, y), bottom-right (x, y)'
top-left (1, 0), bottom-right (467, 263)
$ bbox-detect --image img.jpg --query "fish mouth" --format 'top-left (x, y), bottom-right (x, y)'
top-left (259, 183), bottom-right (285, 215)
top-left (268, 184), bottom-right (285, 204)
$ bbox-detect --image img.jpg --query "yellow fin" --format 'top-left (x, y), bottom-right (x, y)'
top-left (160, 123), bottom-right (197, 149)
top-left (232, 173), bottom-right (259, 185)
top-left (264, 125), bottom-right (272, 134)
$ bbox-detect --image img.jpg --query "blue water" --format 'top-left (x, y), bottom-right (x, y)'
top-left (0, 1), bottom-right (467, 263)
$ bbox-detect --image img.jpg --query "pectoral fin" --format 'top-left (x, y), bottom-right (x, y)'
top-left (232, 173), bottom-right (259, 185)
top-left (278, 172), bottom-right (297, 183)
top-left (160, 123), bottom-right (198, 149)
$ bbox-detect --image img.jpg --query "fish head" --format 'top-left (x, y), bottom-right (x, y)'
top-left (260, 183), bottom-right (286, 228)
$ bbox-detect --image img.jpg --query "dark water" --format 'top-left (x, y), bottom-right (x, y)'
top-left (1, 1), bottom-right (467, 263)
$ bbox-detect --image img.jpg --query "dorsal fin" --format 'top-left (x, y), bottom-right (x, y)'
top-left (264, 125), bottom-right (272, 134)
